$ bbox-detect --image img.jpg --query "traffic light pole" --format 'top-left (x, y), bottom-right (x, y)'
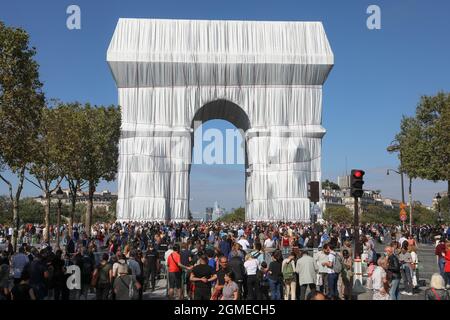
top-left (353, 196), bottom-right (360, 260)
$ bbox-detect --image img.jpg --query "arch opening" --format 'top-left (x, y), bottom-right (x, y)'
top-left (189, 100), bottom-right (250, 220)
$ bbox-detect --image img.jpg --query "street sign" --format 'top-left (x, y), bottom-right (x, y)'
top-left (400, 213), bottom-right (407, 222)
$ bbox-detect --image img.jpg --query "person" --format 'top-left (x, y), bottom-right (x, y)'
top-left (281, 232), bottom-right (290, 256)
top-left (398, 243), bottom-right (413, 295)
top-left (143, 243), bottom-right (159, 292)
top-left (28, 249), bottom-right (49, 300)
top-left (251, 242), bottom-right (265, 265)
top-left (268, 250), bottom-right (282, 300)
top-left (435, 239), bottom-right (446, 279)
top-left (113, 263), bottom-right (141, 300)
top-left (409, 245), bottom-right (419, 289)
top-left (256, 261), bottom-right (270, 300)
top-left (167, 244), bottom-right (190, 300)
top-left (93, 253), bottom-right (113, 300)
top-left (180, 242), bottom-right (191, 298)
top-left (0, 251), bottom-right (10, 300)
top-left (371, 257), bottom-right (389, 300)
top-left (219, 236), bottom-right (231, 259)
top-left (322, 243), bottom-right (339, 300)
top-left (66, 235), bottom-right (75, 256)
top-left (444, 241), bottom-right (450, 287)
top-left (315, 247), bottom-right (329, 294)
top-left (306, 290), bottom-right (327, 300)
top-left (295, 249), bottom-right (316, 300)
top-left (229, 249), bottom-right (246, 299)
top-left (237, 234), bottom-right (250, 251)
top-left (10, 269), bottom-right (36, 300)
top-left (424, 273), bottom-right (450, 300)
top-left (340, 249), bottom-right (353, 300)
top-left (51, 249), bottom-right (67, 300)
top-left (212, 256), bottom-right (231, 300)
top-left (281, 251), bottom-right (296, 300)
top-left (73, 247), bottom-right (94, 300)
top-left (385, 246), bottom-right (401, 300)
top-left (190, 255), bottom-right (217, 300)
top-left (11, 246), bottom-right (29, 285)
top-left (264, 234), bottom-right (274, 249)
top-left (244, 253), bottom-right (259, 300)
top-left (221, 271), bottom-right (239, 300)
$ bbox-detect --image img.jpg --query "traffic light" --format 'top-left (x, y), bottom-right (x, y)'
top-left (308, 181), bottom-right (320, 203)
top-left (350, 169), bottom-right (365, 198)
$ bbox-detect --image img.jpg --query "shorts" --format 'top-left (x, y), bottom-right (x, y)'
top-left (168, 272), bottom-right (182, 289)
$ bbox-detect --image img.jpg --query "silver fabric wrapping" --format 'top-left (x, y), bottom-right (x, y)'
top-left (107, 18), bottom-right (334, 222)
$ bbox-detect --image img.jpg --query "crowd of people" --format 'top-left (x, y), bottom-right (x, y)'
top-left (0, 220), bottom-right (449, 300)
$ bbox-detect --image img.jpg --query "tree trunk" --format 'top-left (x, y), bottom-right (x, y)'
top-left (86, 182), bottom-right (95, 237)
top-left (56, 200), bottom-right (62, 250)
top-left (12, 200), bottom-right (19, 252)
top-left (44, 191), bottom-right (51, 244)
top-left (69, 192), bottom-right (76, 238)
top-left (11, 167), bottom-right (25, 252)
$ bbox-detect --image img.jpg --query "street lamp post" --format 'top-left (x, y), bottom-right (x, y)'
top-left (436, 193), bottom-right (442, 226)
top-left (56, 187), bottom-right (64, 250)
top-left (386, 168), bottom-right (405, 205)
top-left (387, 141), bottom-right (410, 232)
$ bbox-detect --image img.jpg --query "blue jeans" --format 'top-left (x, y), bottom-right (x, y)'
top-left (268, 279), bottom-right (281, 300)
top-left (438, 258), bottom-right (445, 278)
top-left (327, 273), bottom-right (339, 299)
top-left (389, 279), bottom-right (400, 300)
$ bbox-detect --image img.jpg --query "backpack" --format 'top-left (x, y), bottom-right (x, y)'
top-left (282, 261), bottom-right (295, 281)
top-left (332, 253), bottom-right (343, 274)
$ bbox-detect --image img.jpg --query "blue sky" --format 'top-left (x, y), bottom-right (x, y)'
top-left (0, 0), bottom-right (448, 211)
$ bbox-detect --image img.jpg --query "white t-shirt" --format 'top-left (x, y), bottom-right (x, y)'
top-left (371, 266), bottom-right (386, 291)
top-left (244, 258), bottom-right (259, 275)
top-left (264, 238), bottom-right (274, 248)
top-left (398, 237), bottom-right (407, 247)
top-left (238, 239), bottom-right (250, 251)
top-left (327, 252), bottom-right (336, 274)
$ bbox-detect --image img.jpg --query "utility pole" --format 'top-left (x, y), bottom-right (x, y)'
top-left (353, 196), bottom-right (360, 259)
top-left (408, 177), bottom-right (413, 234)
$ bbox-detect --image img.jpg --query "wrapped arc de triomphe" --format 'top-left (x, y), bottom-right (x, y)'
top-left (107, 18), bottom-right (334, 222)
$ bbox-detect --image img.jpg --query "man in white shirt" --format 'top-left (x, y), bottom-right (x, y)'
top-left (264, 235), bottom-right (274, 249)
top-left (322, 243), bottom-right (339, 300)
top-left (238, 235), bottom-right (250, 251)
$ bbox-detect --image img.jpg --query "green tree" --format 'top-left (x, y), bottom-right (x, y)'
top-left (218, 207), bottom-right (245, 222)
top-left (361, 204), bottom-right (398, 224)
top-left (0, 22), bottom-right (45, 250)
top-left (26, 107), bottom-right (63, 242)
top-left (80, 105), bottom-right (120, 236)
top-left (322, 179), bottom-right (340, 190)
top-left (323, 206), bottom-right (352, 223)
top-left (51, 103), bottom-right (86, 236)
top-left (396, 92), bottom-right (450, 210)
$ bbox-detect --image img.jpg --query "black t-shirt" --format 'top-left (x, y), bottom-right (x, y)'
top-left (192, 264), bottom-right (213, 289)
top-left (145, 249), bottom-right (158, 267)
top-left (180, 249), bottom-right (191, 266)
top-left (29, 259), bottom-right (47, 287)
top-left (216, 266), bottom-right (232, 286)
top-left (268, 261), bottom-right (282, 281)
